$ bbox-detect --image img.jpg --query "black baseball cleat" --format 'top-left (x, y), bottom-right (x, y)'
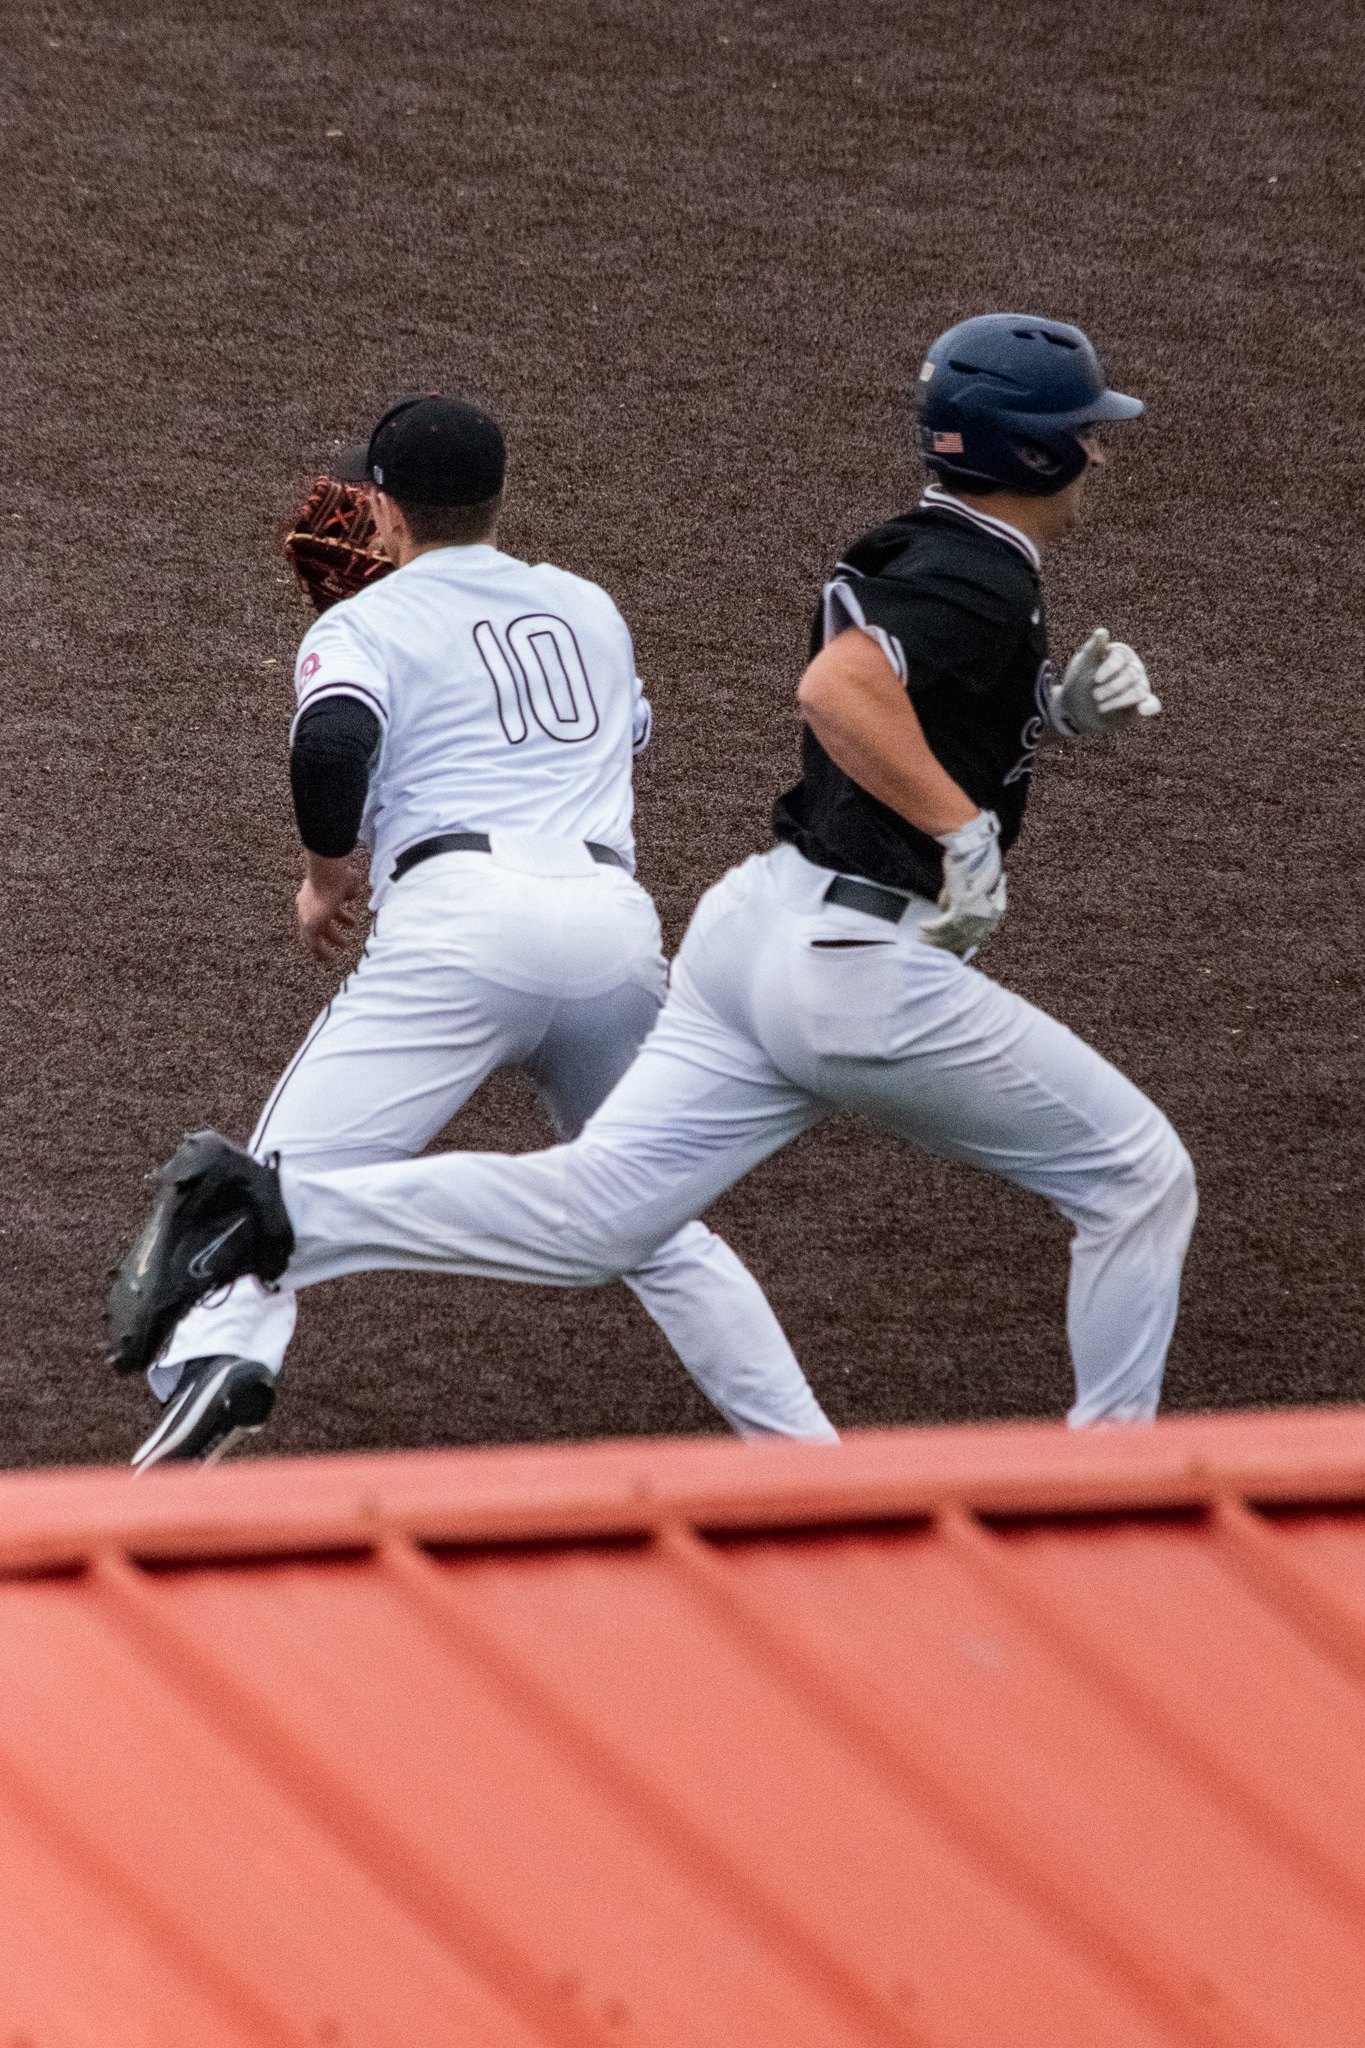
top-left (132, 1356), bottom-right (277, 1472)
top-left (106, 1131), bottom-right (295, 1377)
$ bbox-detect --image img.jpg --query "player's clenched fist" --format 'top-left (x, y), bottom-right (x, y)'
top-left (1050, 627), bottom-right (1161, 737)
top-left (296, 856), bottom-right (366, 964)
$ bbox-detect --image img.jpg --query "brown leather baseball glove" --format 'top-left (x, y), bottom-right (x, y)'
top-left (284, 477), bottom-right (394, 613)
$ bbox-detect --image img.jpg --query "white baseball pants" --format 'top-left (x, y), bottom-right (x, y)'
top-left (278, 844), bottom-right (1197, 1425)
top-left (155, 840), bottom-right (838, 1442)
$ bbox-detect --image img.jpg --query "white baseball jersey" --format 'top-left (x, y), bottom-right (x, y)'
top-left (291, 543), bottom-right (652, 903)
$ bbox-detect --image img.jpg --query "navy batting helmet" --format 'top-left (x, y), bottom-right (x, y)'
top-left (915, 314), bottom-right (1143, 496)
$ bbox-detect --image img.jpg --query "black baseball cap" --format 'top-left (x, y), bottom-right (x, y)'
top-left (332, 394), bottom-right (506, 506)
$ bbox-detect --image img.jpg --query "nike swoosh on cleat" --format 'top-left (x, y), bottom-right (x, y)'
top-left (186, 1216), bottom-right (247, 1282)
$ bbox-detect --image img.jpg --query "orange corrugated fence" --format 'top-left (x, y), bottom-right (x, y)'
top-left (2, 1408), bottom-right (1365, 2044)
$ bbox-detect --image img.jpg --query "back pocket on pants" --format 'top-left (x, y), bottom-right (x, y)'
top-left (789, 932), bottom-right (906, 1057)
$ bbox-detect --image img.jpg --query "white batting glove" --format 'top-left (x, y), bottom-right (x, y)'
top-left (919, 808), bottom-right (1006, 958)
top-left (1050, 628), bottom-right (1162, 737)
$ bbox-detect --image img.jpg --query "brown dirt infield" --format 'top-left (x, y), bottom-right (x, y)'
top-left (2, 0), bottom-right (1361, 1469)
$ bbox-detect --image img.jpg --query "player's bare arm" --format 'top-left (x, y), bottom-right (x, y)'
top-left (796, 625), bottom-right (1008, 956)
top-left (795, 626), bottom-right (1007, 956)
top-left (797, 627), bottom-right (977, 836)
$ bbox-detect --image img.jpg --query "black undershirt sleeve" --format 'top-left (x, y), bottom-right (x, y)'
top-left (289, 694), bottom-right (382, 857)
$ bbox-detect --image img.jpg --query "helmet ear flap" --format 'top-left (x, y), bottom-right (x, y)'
top-left (1008, 437), bottom-right (1070, 482)
top-left (1007, 432), bottom-right (1092, 492)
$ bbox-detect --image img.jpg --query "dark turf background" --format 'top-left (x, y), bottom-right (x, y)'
top-left (2, 0), bottom-right (1361, 1467)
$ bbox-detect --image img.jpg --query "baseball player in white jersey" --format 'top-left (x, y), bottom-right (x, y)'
top-left (123, 393), bottom-right (834, 1466)
top-left (112, 319), bottom-right (1197, 1431)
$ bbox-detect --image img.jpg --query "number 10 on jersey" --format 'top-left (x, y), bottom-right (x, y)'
top-left (474, 614), bottom-right (601, 746)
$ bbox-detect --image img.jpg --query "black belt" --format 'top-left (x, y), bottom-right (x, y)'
top-left (822, 874), bottom-right (915, 925)
top-left (391, 832), bottom-right (627, 883)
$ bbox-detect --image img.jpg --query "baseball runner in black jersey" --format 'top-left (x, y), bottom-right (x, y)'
top-left (111, 316), bottom-right (1196, 1426)
top-left (775, 487), bottom-right (1051, 906)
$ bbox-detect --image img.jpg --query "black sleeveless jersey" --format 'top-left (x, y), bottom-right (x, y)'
top-left (772, 501), bottom-right (1052, 899)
